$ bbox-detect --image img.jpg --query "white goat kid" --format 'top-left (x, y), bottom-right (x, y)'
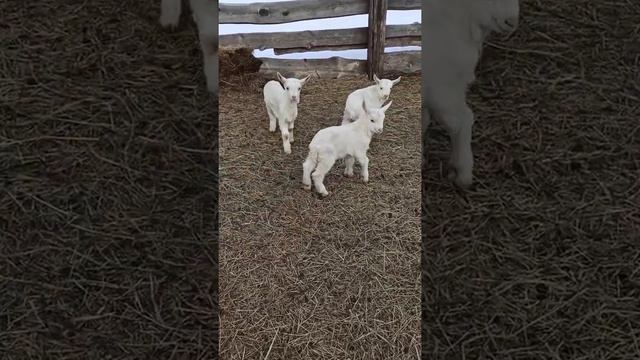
top-left (160, 0), bottom-right (217, 94)
top-left (263, 72), bottom-right (311, 154)
top-left (423, 0), bottom-right (519, 188)
top-left (342, 74), bottom-right (400, 125)
top-left (302, 100), bottom-right (392, 196)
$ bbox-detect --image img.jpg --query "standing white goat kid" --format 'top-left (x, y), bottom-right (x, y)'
top-left (342, 74), bottom-right (401, 125)
top-left (160, 0), bottom-right (217, 94)
top-left (302, 100), bottom-right (392, 196)
top-left (263, 72), bottom-right (311, 154)
top-left (423, 0), bottom-right (520, 187)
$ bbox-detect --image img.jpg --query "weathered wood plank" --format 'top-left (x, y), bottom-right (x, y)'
top-left (272, 36), bottom-right (420, 55)
top-left (367, 0), bottom-right (388, 79)
top-left (382, 50), bottom-right (421, 74)
top-left (219, 0), bottom-right (421, 24)
top-left (220, 24), bottom-right (420, 51)
top-left (259, 51), bottom-right (421, 79)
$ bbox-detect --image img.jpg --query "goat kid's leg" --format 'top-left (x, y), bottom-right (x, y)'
top-left (439, 105), bottom-right (474, 188)
top-left (287, 121), bottom-right (294, 143)
top-left (279, 118), bottom-right (292, 154)
top-left (343, 155), bottom-right (355, 177)
top-left (356, 153), bottom-right (369, 183)
top-left (311, 156), bottom-right (336, 196)
top-left (266, 107), bottom-right (277, 132)
top-left (302, 156), bottom-right (315, 190)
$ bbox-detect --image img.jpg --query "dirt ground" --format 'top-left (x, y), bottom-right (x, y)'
top-left (2, 0), bottom-right (217, 358)
top-left (423, 0), bottom-right (640, 358)
top-left (3, 0), bottom-right (639, 358)
top-left (218, 75), bottom-right (422, 359)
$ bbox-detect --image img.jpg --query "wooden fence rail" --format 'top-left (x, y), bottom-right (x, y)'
top-left (219, 0), bottom-right (421, 79)
top-left (219, 0), bottom-right (421, 24)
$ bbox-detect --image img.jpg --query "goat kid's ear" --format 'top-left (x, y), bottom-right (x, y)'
top-left (300, 74), bottom-right (311, 85)
top-left (373, 74), bottom-right (380, 84)
top-left (277, 72), bottom-right (286, 84)
top-left (381, 100), bottom-right (392, 112)
top-left (361, 100), bottom-right (368, 113)
top-left (392, 76), bottom-right (401, 85)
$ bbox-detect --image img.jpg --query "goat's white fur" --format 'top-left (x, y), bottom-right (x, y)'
top-left (302, 100), bottom-right (392, 196)
top-left (423, 0), bottom-right (520, 187)
top-left (342, 74), bottom-right (401, 125)
top-left (159, 0), bottom-right (217, 94)
top-left (264, 72), bottom-right (311, 154)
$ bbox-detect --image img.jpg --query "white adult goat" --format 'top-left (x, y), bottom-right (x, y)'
top-left (423, 0), bottom-right (520, 187)
top-left (341, 74), bottom-right (401, 125)
top-left (302, 100), bottom-right (392, 196)
top-left (160, 0), bottom-right (217, 93)
top-left (264, 72), bottom-right (311, 154)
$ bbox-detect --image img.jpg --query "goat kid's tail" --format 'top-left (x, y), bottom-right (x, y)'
top-left (159, 0), bottom-right (182, 28)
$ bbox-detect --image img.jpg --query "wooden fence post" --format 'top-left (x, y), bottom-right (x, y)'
top-left (367, 0), bottom-right (388, 80)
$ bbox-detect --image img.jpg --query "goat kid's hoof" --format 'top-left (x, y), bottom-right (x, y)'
top-left (344, 171), bottom-right (354, 177)
top-left (302, 184), bottom-right (311, 191)
top-left (284, 147), bottom-right (291, 154)
top-left (319, 191), bottom-right (329, 197)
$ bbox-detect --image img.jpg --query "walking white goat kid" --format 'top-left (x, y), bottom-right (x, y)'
top-left (303, 100), bottom-right (392, 196)
top-left (423, 0), bottom-right (520, 188)
top-left (263, 72), bottom-right (311, 154)
top-left (342, 74), bottom-right (401, 125)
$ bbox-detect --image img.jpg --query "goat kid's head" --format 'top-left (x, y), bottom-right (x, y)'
top-left (373, 74), bottom-right (401, 102)
top-left (277, 72), bottom-right (311, 104)
top-left (360, 100), bottom-right (392, 135)
top-left (483, 0), bottom-right (520, 34)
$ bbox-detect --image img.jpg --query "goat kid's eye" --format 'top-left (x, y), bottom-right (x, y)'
top-left (370, 119), bottom-right (374, 123)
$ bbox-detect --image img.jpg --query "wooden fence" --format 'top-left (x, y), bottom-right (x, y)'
top-left (219, 0), bottom-right (422, 79)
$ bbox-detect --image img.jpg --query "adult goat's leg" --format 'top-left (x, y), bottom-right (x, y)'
top-left (159, 0), bottom-right (181, 28)
top-left (199, 34), bottom-right (217, 94)
top-left (192, 0), bottom-right (218, 94)
top-left (422, 107), bottom-right (431, 158)
top-left (438, 104), bottom-right (475, 188)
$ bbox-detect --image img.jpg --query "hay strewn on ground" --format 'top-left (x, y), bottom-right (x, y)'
top-left (1, 1), bottom-right (217, 357)
top-left (423, 0), bottom-right (640, 357)
top-left (219, 75), bottom-right (422, 359)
